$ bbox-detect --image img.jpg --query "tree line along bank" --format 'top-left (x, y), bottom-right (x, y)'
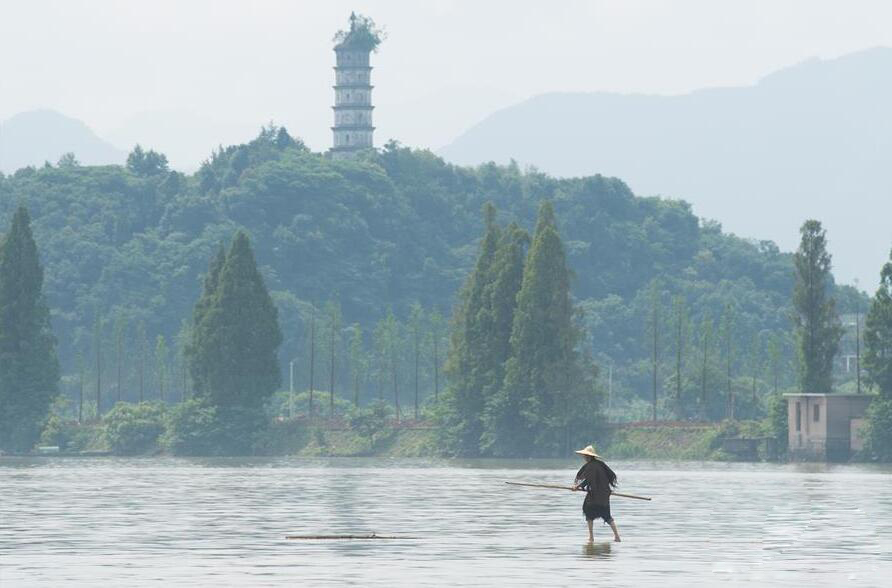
top-left (1, 135), bottom-right (890, 458)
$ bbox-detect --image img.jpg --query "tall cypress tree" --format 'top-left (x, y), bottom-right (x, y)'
top-left (187, 244), bottom-right (225, 394)
top-left (494, 201), bottom-right (578, 456)
top-left (864, 253), bottom-right (892, 397)
top-left (484, 224), bottom-right (529, 388)
top-left (0, 206), bottom-right (59, 452)
top-left (864, 252), bottom-right (892, 460)
top-left (480, 223), bottom-right (529, 453)
top-left (441, 203), bottom-right (501, 455)
top-left (792, 220), bottom-right (842, 394)
top-left (195, 232), bottom-right (282, 412)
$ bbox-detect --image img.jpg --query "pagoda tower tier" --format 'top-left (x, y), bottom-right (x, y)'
top-left (331, 46), bottom-right (375, 157)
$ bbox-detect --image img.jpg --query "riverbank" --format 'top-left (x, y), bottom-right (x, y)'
top-left (32, 418), bottom-right (783, 461)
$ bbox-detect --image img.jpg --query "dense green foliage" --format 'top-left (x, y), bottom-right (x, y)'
top-left (161, 398), bottom-right (225, 456)
top-left (333, 13), bottom-right (384, 52)
top-left (0, 207), bottom-right (59, 452)
top-left (864, 397), bottom-right (892, 461)
top-left (0, 130), bottom-right (867, 436)
top-left (103, 401), bottom-right (165, 455)
top-left (792, 220), bottom-right (842, 394)
top-left (348, 400), bottom-right (392, 445)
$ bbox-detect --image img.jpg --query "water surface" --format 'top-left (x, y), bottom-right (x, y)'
top-left (2, 457), bottom-right (890, 586)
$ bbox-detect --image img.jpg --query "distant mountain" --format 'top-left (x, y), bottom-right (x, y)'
top-left (0, 110), bottom-right (125, 173)
top-left (440, 48), bottom-right (892, 287)
top-left (376, 85), bottom-right (520, 151)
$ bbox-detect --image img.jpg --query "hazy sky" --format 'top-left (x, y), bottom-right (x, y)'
top-left (2, 0), bottom-right (891, 155)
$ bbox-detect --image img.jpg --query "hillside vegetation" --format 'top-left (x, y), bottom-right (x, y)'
top-left (0, 129), bottom-right (862, 419)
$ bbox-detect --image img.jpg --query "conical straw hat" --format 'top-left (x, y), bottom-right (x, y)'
top-left (574, 445), bottom-right (603, 459)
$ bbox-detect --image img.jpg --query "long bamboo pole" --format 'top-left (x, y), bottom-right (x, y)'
top-left (285, 533), bottom-right (416, 540)
top-left (504, 481), bottom-right (652, 501)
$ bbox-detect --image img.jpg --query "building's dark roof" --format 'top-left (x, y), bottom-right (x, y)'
top-left (783, 393), bottom-right (876, 398)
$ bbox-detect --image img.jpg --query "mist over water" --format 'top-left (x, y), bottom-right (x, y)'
top-left (2, 458), bottom-right (890, 586)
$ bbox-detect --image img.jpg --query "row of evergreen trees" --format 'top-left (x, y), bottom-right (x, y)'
top-left (440, 202), bottom-right (601, 457)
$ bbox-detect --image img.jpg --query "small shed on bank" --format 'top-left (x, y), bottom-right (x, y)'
top-left (784, 393), bottom-right (872, 461)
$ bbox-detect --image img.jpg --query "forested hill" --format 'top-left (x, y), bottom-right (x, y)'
top-left (0, 128), bottom-right (859, 395)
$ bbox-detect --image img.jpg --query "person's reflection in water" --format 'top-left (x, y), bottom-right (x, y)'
top-left (582, 541), bottom-right (613, 559)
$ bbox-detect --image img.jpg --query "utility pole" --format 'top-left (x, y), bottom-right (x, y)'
top-left (607, 363), bottom-right (613, 419)
top-left (78, 353), bottom-right (84, 424)
top-left (855, 278), bottom-right (862, 395)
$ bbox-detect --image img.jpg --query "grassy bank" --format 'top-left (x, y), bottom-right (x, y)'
top-left (603, 420), bottom-right (779, 461)
top-left (290, 428), bottom-right (437, 458)
top-left (604, 425), bottom-right (727, 460)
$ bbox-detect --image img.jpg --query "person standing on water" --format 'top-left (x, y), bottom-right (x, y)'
top-left (573, 445), bottom-right (621, 543)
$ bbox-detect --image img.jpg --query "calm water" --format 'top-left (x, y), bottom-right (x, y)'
top-left (1, 457), bottom-right (891, 587)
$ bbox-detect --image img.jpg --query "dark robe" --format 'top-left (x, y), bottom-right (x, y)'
top-left (575, 460), bottom-right (612, 506)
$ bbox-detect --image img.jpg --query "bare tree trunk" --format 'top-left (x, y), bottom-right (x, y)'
top-left (95, 323), bottom-right (102, 421)
top-left (328, 321), bottom-right (334, 420)
top-left (116, 328), bottom-right (122, 404)
top-left (752, 372), bottom-right (757, 407)
top-left (414, 327), bottom-right (420, 420)
top-left (309, 316), bottom-right (316, 421)
top-left (675, 309), bottom-right (683, 417)
top-left (78, 361), bottom-right (84, 424)
top-left (652, 308), bottom-right (658, 422)
top-left (701, 327), bottom-right (709, 419)
top-left (393, 347), bottom-right (400, 424)
top-left (727, 334), bottom-right (733, 420)
top-left (138, 339), bottom-right (144, 403)
top-left (433, 335), bottom-right (439, 402)
top-left (329, 321), bottom-right (335, 420)
top-left (856, 299), bottom-right (862, 394)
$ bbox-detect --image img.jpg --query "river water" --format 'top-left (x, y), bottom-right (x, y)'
top-left (1, 457), bottom-right (890, 587)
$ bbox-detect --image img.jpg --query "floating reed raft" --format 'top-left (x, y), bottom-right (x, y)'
top-left (286, 533), bottom-right (417, 540)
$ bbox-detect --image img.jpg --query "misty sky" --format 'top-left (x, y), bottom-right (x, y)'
top-left (3, 0), bottom-right (891, 156)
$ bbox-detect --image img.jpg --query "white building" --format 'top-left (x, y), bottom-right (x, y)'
top-left (784, 393), bottom-right (871, 461)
